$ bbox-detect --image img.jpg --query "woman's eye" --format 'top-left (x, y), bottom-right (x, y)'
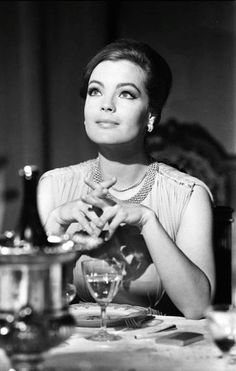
top-left (87, 87), bottom-right (101, 96)
top-left (120, 91), bottom-right (136, 99)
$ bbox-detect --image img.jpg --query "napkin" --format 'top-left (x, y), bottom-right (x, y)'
top-left (133, 323), bottom-right (177, 339)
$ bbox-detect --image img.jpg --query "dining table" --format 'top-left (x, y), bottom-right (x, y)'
top-left (0, 302), bottom-right (235, 371)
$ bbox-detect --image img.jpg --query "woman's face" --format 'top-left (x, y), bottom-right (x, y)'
top-left (84, 60), bottom-right (151, 147)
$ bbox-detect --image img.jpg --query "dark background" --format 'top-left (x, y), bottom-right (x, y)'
top-left (0, 1), bottom-right (235, 233)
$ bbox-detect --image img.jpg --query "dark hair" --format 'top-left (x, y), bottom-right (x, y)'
top-left (80, 38), bottom-right (172, 124)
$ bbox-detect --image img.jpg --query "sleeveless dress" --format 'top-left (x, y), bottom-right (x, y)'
top-left (38, 159), bottom-right (212, 309)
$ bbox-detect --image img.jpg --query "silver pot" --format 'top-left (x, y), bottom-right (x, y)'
top-left (0, 232), bottom-right (79, 371)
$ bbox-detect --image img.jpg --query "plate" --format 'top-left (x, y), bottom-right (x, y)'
top-left (69, 302), bottom-right (154, 327)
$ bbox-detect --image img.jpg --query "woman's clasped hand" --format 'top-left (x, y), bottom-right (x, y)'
top-left (82, 178), bottom-right (155, 240)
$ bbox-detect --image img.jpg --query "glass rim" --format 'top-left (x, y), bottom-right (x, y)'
top-left (81, 258), bottom-right (125, 266)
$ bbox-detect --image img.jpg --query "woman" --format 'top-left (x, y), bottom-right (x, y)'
top-left (38, 39), bottom-right (215, 319)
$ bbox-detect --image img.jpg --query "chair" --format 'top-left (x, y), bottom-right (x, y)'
top-left (145, 118), bottom-right (232, 206)
top-left (213, 205), bottom-right (233, 304)
top-left (145, 119), bottom-right (235, 314)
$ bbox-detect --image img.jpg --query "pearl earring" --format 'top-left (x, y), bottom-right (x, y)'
top-left (147, 117), bottom-right (154, 132)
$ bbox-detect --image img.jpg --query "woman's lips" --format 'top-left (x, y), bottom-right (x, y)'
top-left (96, 120), bottom-right (119, 127)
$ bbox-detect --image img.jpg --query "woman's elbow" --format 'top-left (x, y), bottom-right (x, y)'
top-left (182, 284), bottom-right (212, 320)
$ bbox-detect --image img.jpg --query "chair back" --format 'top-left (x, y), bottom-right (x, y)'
top-left (213, 205), bottom-right (234, 304)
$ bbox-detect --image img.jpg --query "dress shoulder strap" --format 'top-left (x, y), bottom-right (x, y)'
top-left (158, 163), bottom-right (214, 201)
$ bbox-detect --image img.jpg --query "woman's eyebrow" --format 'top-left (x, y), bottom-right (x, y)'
top-left (88, 80), bottom-right (141, 94)
top-left (117, 83), bottom-right (141, 93)
top-left (88, 80), bottom-right (104, 87)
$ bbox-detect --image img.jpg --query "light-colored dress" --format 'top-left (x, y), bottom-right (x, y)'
top-left (37, 159), bottom-right (212, 309)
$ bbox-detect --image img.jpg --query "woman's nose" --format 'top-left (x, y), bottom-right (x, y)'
top-left (100, 96), bottom-right (115, 112)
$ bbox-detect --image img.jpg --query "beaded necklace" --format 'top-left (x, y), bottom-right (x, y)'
top-left (90, 158), bottom-right (159, 204)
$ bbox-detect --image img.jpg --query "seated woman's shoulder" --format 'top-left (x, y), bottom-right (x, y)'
top-left (158, 162), bottom-right (198, 185)
top-left (40, 159), bottom-right (95, 181)
top-left (158, 162), bottom-right (213, 201)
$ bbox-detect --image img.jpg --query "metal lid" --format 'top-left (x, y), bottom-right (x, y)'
top-left (0, 231), bottom-right (77, 264)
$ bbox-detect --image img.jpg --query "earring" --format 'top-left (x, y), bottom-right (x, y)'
top-left (147, 117), bottom-right (154, 133)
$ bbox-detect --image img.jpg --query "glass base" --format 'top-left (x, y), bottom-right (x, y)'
top-left (86, 329), bottom-right (122, 342)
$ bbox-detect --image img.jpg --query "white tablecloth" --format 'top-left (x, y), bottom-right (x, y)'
top-left (0, 314), bottom-right (235, 371)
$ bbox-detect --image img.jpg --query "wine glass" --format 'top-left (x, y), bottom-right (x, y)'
top-left (81, 258), bottom-right (124, 341)
top-left (206, 304), bottom-right (236, 363)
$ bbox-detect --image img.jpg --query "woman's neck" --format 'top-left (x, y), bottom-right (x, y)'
top-left (97, 151), bottom-right (151, 190)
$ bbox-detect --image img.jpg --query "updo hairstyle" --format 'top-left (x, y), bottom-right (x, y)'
top-left (80, 38), bottom-right (172, 125)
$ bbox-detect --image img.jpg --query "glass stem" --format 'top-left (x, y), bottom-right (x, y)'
top-left (100, 304), bottom-right (107, 333)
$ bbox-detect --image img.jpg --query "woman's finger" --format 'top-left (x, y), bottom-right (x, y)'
top-left (85, 177), bottom-right (117, 191)
top-left (103, 207), bottom-right (127, 239)
top-left (82, 193), bottom-right (116, 210)
top-left (58, 200), bottom-right (100, 236)
top-left (82, 194), bottom-right (107, 210)
top-left (75, 206), bottom-right (97, 233)
top-left (85, 207), bottom-right (105, 228)
top-left (107, 213), bottom-right (127, 239)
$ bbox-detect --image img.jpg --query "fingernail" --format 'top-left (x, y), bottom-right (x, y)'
top-left (104, 231), bottom-right (111, 241)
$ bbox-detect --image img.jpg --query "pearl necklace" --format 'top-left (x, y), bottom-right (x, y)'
top-left (90, 158), bottom-right (159, 204)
